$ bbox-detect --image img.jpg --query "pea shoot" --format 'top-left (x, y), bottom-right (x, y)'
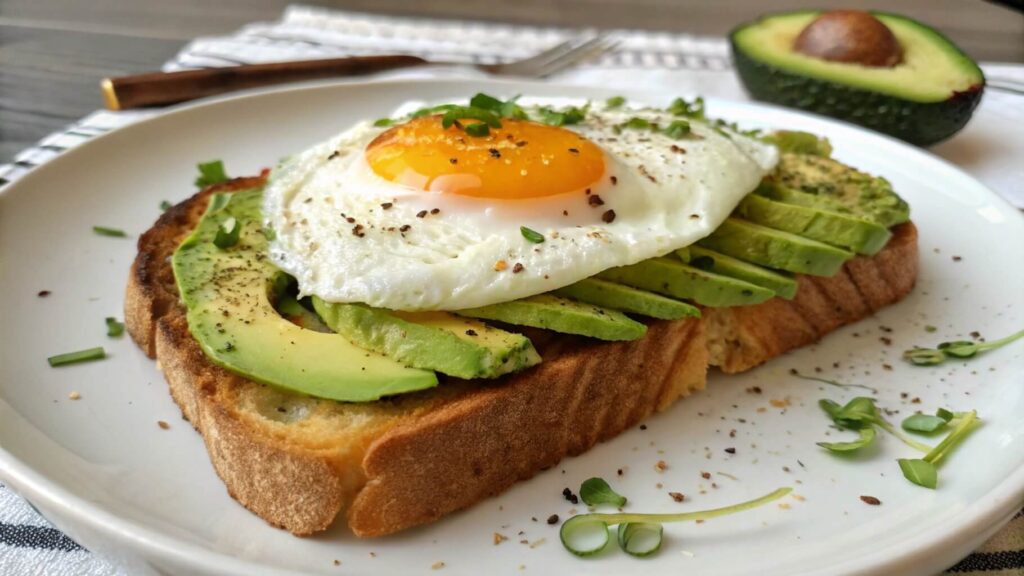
top-left (903, 328), bottom-right (1024, 366)
top-left (195, 160), bottom-right (230, 188)
top-left (48, 347), bottom-right (106, 367)
top-left (579, 477), bottom-right (626, 507)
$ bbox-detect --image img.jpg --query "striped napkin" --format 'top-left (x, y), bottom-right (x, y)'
top-left (1, 5), bottom-right (1021, 575)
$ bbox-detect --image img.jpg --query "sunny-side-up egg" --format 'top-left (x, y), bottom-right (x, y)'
top-left (263, 99), bottom-right (778, 311)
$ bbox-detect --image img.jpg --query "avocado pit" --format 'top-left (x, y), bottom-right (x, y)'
top-left (794, 10), bottom-right (902, 68)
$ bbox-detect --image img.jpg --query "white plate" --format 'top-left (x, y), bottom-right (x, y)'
top-left (1, 78), bottom-right (1022, 576)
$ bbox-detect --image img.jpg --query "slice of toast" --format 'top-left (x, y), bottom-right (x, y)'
top-left (125, 177), bottom-right (918, 537)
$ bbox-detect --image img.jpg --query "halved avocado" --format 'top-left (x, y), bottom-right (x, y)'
top-left (731, 10), bottom-right (984, 146)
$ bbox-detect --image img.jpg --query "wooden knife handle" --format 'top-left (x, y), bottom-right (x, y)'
top-left (101, 55), bottom-right (430, 110)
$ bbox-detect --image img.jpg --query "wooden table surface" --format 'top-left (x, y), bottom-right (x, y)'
top-left (1, 0), bottom-right (1022, 163)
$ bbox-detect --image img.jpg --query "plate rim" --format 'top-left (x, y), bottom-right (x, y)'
top-left (1, 76), bottom-right (1022, 576)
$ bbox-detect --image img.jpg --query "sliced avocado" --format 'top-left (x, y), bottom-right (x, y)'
top-left (683, 246), bottom-right (798, 300)
top-left (731, 10), bottom-right (984, 146)
top-left (762, 130), bottom-right (832, 157)
top-left (765, 152), bottom-right (909, 228)
top-left (553, 278), bottom-right (700, 320)
top-left (457, 294), bottom-right (647, 341)
top-left (173, 189), bottom-right (437, 402)
top-left (699, 218), bottom-right (852, 276)
top-left (311, 298), bottom-right (539, 379)
top-left (737, 193), bottom-right (891, 255)
top-left (598, 257), bottom-right (775, 307)
top-left (276, 295), bottom-right (332, 333)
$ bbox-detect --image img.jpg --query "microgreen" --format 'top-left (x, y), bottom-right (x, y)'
top-left (536, 105), bottom-right (587, 127)
top-left (373, 118), bottom-right (395, 127)
top-left (666, 96), bottom-right (705, 119)
top-left (620, 117), bottom-right (652, 130)
top-left (160, 200), bottom-right (173, 212)
top-left (195, 160), bottom-right (230, 188)
top-left (48, 347), bottom-right (105, 367)
top-left (213, 216), bottom-right (241, 249)
top-left (579, 477), bottom-right (627, 507)
top-left (559, 487), bottom-right (791, 558)
top-left (105, 317), bottom-right (125, 338)
top-left (440, 106), bottom-right (503, 130)
top-left (520, 226), bottom-right (545, 244)
top-left (903, 328), bottom-right (1024, 366)
top-left (92, 226), bottom-right (127, 238)
top-left (464, 122), bottom-right (491, 137)
top-left (791, 370), bottom-right (878, 393)
top-left (662, 120), bottom-right (691, 139)
top-left (901, 412), bottom-right (950, 434)
top-left (207, 193), bottom-right (232, 214)
top-left (605, 96), bottom-right (626, 109)
top-left (817, 427), bottom-right (876, 452)
top-left (469, 93), bottom-right (528, 120)
top-left (898, 459), bottom-right (937, 489)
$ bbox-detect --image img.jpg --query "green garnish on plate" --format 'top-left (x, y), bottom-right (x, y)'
top-left (48, 347), bottom-right (106, 367)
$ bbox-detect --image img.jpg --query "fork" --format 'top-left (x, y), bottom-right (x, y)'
top-left (101, 34), bottom-right (619, 111)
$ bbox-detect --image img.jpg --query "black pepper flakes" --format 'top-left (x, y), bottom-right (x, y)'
top-left (399, 224), bottom-right (411, 232)
top-left (512, 263), bottom-right (524, 274)
top-left (568, 148), bottom-right (579, 154)
top-left (352, 224), bottom-right (365, 237)
top-left (610, 175), bottom-right (618, 185)
top-left (449, 158), bottom-right (458, 165)
top-left (37, 290), bottom-right (51, 297)
top-left (724, 447), bottom-right (736, 454)
top-left (669, 492), bottom-right (685, 502)
top-left (588, 194), bottom-right (605, 207)
top-left (327, 150), bottom-right (340, 160)
top-left (380, 202), bottom-right (393, 210)
top-left (430, 208), bottom-right (440, 215)
top-left (860, 495), bottom-right (882, 506)
top-left (562, 488), bottom-right (579, 504)
top-left (488, 148), bottom-right (501, 159)
top-left (465, 329), bottom-right (478, 337)
top-left (602, 210), bottom-right (616, 223)
top-left (516, 140), bottom-right (527, 147)
top-left (546, 514), bottom-right (559, 525)
top-left (417, 210), bottom-right (428, 218)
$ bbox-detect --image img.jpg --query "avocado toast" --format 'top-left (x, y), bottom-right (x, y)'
top-left (125, 99), bottom-right (918, 537)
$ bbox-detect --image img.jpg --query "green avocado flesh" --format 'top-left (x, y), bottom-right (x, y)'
top-left (172, 189), bottom-right (437, 401)
top-left (598, 257), bottom-right (775, 307)
top-left (554, 278), bottom-right (701, 320)
top-left (683, 246), bottom-right (798, 300)
top-left (457, 294), bottom-right (647, 341)
top-left (731, 10), bottom-right (984, 145)
top-left (311, 298), bottom-right (540, 379)
top-left (699, 218), bottom-right (853, 276)
top-left (738, 193), bottom-right (891, 255)
top-left (276, 296), bottom-right (332, 333)
top-left (764, 153), bottom-right (910, 228)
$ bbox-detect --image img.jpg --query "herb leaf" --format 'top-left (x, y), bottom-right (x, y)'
top-left (105, 317), bottom-right (125, 338)
top-left (440, 106), bottom-right (502, 130)
top-left (605, 96), bottom-right (626, 109)
top-left (93, 226), bottom-right (127, 238)
top-left (923, 410), bottom-right (979, 466)
top-left (620, 117), bottom-right (652, 130)
top-left (817, 426), bottom-right (876, 452)
top-left (464, 122), bottom-right (491, 137)
top-left (48, 347), bottom-right (106, 367)
top-left (617, 523), bottom-right (663, 557)
top-left (536, 105), bottom-right (587, 127)
top-left (213, 216), bottom-right (241, 249)
top-left (580, 477), bottom-right (627, 507)
top-left (207, 193), bottom-right (232, 214)
top-left (898, 458), bottom-right (937, 489)
top-left (901, 413), bottom-right (948, 434)
top-left (160, 200), bottom-right (173, 212)
top-left (662, 120), bottom-right (691, 139)
top-left (195, 160), bottom-right (230, 188)
top-left (520, 226), bottom-right (545, 244)
top-left (667, 96), bottom-right (705, 119)
top-left (373, 118), bottom-right (395, 127)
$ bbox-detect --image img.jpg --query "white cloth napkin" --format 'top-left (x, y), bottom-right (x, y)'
top-left (1, 5), bottom-right (1022, 576)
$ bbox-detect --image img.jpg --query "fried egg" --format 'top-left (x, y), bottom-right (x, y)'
top-left (264, 99), bottom-right (777, 311)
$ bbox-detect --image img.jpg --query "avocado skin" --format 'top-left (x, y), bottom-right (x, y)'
top-left (730, 16), bottom-right (984, 146)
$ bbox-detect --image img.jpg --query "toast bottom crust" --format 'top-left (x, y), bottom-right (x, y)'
top-left (125, 179), bottom-right (918, 537)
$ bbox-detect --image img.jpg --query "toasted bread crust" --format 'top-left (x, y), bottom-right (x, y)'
top-left (125, 178), bottom-right (917, 537)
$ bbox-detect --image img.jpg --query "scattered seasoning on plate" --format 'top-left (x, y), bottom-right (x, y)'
top-left (588, 194), bottom-right (605, 207)
top-left (417, 210), bottom-right (428, 218)
top-left (701, 471), bottom-right (711, 479)
top-left (327, 151), bottom-right (340, 160)
top-left (465, 329), bottom-right (478, 337)
top-left (602, 210), bottom-right (616, 223)
top-left (68, 391), bottom-right (81, 400)
top-left (494, 260), bottom-right (508, 272)
top-left (158, 420), bottom-right (170, 430)
top-left (494, 532), bottom-right (508, 545)
top-left (669, 492), bottom-right (685, 502)
top-left (562, 487), bottom-right (579, 504)
top-left (37, 290), bottom-right (51, 297)
top-left (512, 263), bottom-right (524, 274)
top-left (431, 561), bottom-right (445, 570)
top-left (610, 175), bottom-right (618, 185)
top-left (546, 514), bottom-right (559, 525)
top-left (655, 460), bottom-right (668, 472)
top-left (724, 447), bottom-right (736, 454)
top-left (380, 202), bottom-right (393, 210)
top-left (860, 495), bottom-right (882, 506)
top-left (952, 255), bottom-right (962, 262)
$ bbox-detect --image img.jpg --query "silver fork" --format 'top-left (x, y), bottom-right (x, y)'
top-left (476, 34), bottom-right (619, 77)
top-left (102, 34), bottom-right (620, 110)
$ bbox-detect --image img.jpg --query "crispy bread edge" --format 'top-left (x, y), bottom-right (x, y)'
top-left (125, 181), bottom-right (917, 537)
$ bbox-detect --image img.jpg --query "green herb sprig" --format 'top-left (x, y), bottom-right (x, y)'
top-left (903, 328), bottom-right (1024, 366)
top-left (560, 486), bottom-right (791, 557)
top-left (213, 216), bottom-right (241, 249)
top-left (195, 160), bottom-right (230, 188)
top-left (92, 226), bottom-right (127, 238)
top-left (666, 96), bottom-right (705, 120)
top-left (818, 397), bottom-right (980, 489)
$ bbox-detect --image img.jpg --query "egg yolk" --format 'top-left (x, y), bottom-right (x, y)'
top-left (365, 116), bottom-right (606, 200)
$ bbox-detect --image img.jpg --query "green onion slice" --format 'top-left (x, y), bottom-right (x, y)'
top-left (105, 317), bottom-right (125, 338)
top-left (48, 347), bottom-right (106, 367)
top-left (559, 487), bottom-right (790, 558)
top-left (520, 226), bottom-right (545, 244)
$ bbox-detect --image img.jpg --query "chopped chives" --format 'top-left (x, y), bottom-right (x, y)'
top-left (48, 347), bottom-right (106, 367)
top-left (93, 226), bottom-right (127, 237)
top-left (105, 317), bottom-right (125, 338)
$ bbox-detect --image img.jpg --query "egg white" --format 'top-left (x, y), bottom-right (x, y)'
top-left (264, 100), bottom-right (778, 311)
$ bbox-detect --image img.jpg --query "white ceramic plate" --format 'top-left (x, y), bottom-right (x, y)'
top-left (1, 79), bottom-right (1022, 576)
